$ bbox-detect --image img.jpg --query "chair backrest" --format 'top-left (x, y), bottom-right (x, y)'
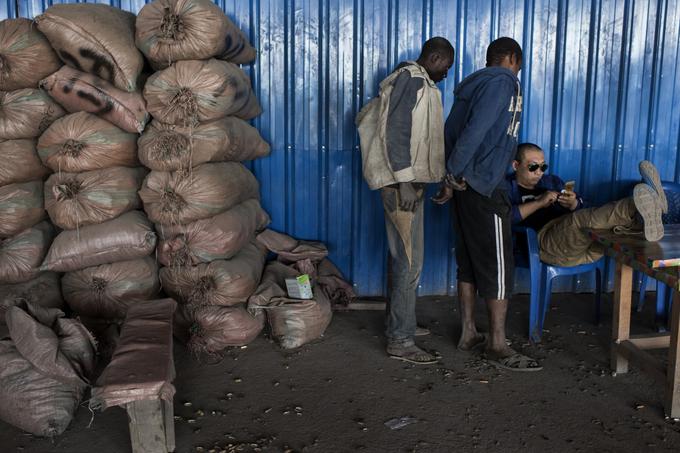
top-left (512, 225), bottom-right (542, 273)
top-left (662, 181), bottom-right (680, 224)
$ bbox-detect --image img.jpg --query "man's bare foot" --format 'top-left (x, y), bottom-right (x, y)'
top-left (483, 346), bottom-right (542, 372)
top-left (457, 332), bottom-right (487, 351)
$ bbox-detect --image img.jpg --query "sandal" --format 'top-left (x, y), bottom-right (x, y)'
top-left (387, 344), bottom-right (439, 365)
top-left (483, 351), bottom-right (542, 372)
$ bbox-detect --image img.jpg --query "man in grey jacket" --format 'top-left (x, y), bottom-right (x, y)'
top-left (357, 37), bottom-right (454, 364)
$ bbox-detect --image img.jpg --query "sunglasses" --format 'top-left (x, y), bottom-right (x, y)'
top-left (527, 162), bottom-right (549, 172)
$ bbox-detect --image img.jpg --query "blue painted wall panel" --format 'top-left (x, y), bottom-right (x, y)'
top-left (8, 0), bottom-right (680, 296)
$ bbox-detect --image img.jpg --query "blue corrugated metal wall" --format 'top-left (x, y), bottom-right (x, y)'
top-left (8, 0), bottom-right (680, 296)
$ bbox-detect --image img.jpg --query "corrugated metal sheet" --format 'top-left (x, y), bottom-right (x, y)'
top-left (7, 0), bottom-right (680, 295)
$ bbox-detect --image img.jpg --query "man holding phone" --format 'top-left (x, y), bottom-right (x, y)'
top-left (509, 142), bottom-right (666, 267)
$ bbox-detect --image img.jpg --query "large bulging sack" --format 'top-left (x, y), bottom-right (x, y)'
top-left (0, 88), bottom-right (65, 140)
top-left (143, 59), bottom-right (261, 125)
top-left (37, 112), bottom-right (139, 172)
top-left (0, 180), bottom-right (45, 238)
top-left (0, 304), bottom-right (95, 437)
top-left (35, 4), bottom-right (144, 92)
top-left (138, 117), bottom-right (270, 171)
top-left (248, 261), bottom-right (332, 349)
top-left (257, 228), bottom-right (329, 263)
top-left (0, 221), bottom-right (53, 284)
top-left (139, 162), bottom-right (259, 225)
top-left (0, 272), bottom-right (63, 325)
top-left (174, 304), bottom-right (264, 355)
top-left (161, 241), bottom-right (266, 309)
top-left (41, 210), bottom-right (157, 273)
top-left (0, 140), bottom-right (50, 186)
top-left (157, 199), bottom-right (270, 266)
top-left (40, 66), bottom-right (149, 134)
top-left (44, 166), bottom-right (147, 230)
top-left (0, 18), bottom-right (62, 91)
top-left (62, 257), bottom-right (160, 321)
top-left (136, 0), bottom-right (257, 69)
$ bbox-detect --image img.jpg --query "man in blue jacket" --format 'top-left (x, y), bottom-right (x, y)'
top-left (509, 143), bottom-right (665, 266)
top-left (434, 37), bottom-right (539, 371)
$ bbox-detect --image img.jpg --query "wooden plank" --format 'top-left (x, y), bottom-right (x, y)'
top-left (343, 301), bottom-right (386, 311)
top-left (612, 261), bottom-right (633, 374)
top-left (629, 333), bottom-right (671, 350)
top-left (126, 399), bottom-right (170, 453)
top-left (665, 290), bottom-right (680, 419)
top-left (163, 399), bottom-right (175, 452)
top-left (618, 340), bottom-right (666, 384)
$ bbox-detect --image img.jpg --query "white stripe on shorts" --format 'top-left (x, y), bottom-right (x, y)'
top-left (494, 214), bottom-right (505, 299)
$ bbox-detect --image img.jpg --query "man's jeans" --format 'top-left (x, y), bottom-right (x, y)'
top-left (381, 186), bottom-right (424, 348)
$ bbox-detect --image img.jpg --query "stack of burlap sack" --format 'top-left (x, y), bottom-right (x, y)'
top-left (134, 0), bottom-right (272, 355)
top-left (31, 5), bottom-right (160, 331)
top-left (0, 19), bottom-right (66, 331)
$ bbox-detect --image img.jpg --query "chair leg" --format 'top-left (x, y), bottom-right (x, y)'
top-left (657, 284), bottom-right (669, 333)
top-left (539, 271), bottom-right (553, 337)
top-left (595, 267), bottom-right (603, 325)
top-left (529, 268), bottom-right (542, 343)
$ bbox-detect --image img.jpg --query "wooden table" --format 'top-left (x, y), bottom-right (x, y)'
top-left (589, 225), bottom-right (680, 419)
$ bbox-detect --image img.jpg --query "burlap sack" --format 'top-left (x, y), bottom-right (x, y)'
top-left (90, 299), bottom-right (176, 410)
top-left (0, 303), bottom-right (95, 437)
top-left (0, 180), bottom-right (45, 238)
top-left (0, 221), bottom-right (53, 284)
top-left (44, 166), bottom-right (147, 230)
top-left (157, 199), bottom-right (270, 266)
top-left (143, 59), bottom-right (261, 125)
top-left (136, 0), bottom-right (257, 69)
top-left (41, 210), bottom-right (157, 273)
top-left (0, 272), bottom-right (63, 325)
top-left (0, 88), bottom-right (65, 140)
top-left (139, 162), bottom-right (259, 225)
top-left (256, 229), bottom-right (329, 263)
top-left (174, 304), bottom-right (264, 354)
top-left (0, 139), bottom-right (50, 186)
top-left (138, 117), bottom-right (270, 171)
top-left (248, 261), bottom-right (332, 349)
top-left (37, 112), bottom-right (139, 173)
top-left (0, 18), bottom-right (62, 91)
top-left (62, 257), bottom-right (160, 321)
top-left (35, 4), bottom-right (144, 92)
top-left (161, 241), bottom-right (266, 309)
top-left (40, 66), bottom-right (149, 134)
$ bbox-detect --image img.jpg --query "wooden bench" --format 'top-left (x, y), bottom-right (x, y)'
top-left (90, 298), bottom-right (177, 453)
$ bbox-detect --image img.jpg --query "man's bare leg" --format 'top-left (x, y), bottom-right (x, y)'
top-left (485, 298), bottom-right (514, 356)
top-left (457, 281), bottom-right (486, 350)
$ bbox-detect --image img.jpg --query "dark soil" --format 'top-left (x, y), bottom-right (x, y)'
top-left (2, 292), bottom-right (680, 452)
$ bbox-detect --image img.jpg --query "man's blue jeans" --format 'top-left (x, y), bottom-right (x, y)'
top-left (381, 186), bottom-right (424, 348)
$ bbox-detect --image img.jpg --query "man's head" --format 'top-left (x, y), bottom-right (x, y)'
top-left (417, 37), bottom-right (454, 83)
top-left (486, 37), bottom-right (522, 75)
top-left (513, 143), bottom-right (547, 189)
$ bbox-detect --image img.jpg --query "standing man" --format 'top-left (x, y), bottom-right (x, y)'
top-left (356, 37), bottom-right (454, 364)
top-left (434, 37), bottom-right (541, 371)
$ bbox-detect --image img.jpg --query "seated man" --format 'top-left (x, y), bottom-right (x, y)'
top-left (508, 142), bottom-right (666, 267)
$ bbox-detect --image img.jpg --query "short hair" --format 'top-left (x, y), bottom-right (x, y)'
top-left (515, 142), bottom-right (543, 162)
top-left (419, 37), bottom-right (454, 60)
top-left (486, 37), bottom-right (522, 66)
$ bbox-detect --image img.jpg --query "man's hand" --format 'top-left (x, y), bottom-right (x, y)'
top-left (446, 174), bottom-right (467, 191)
top-left (537, 190), bottom-right (560, 207)
top-left (557, 190), bottom-right (578, 211)
top-left (432, 182), bottom-right (453, 205)
top-left (398, 182), bottom-right (419, 211)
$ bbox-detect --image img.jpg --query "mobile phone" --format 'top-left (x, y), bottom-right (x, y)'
top-left (563, 181), bottom-right (576, 193)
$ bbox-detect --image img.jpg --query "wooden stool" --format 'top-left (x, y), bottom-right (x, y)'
top-left (90, 298), bottom-right (177, 453)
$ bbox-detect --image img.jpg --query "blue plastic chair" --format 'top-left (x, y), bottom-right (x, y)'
top-left (514, 225), bottom-right (606, 343)
top-left (636, 181), bottom-right (680, 329)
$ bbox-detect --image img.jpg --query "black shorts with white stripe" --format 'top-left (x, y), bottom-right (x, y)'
top-left (452, 186), bottom-right (514, 300)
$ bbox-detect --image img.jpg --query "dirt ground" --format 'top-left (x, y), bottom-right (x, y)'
top-left (2, 292), bottom-right (680, 453)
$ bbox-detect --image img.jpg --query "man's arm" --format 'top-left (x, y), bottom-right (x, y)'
top-left (385, 70), bottom-right (424, 182)
top-left (446, 78), bottom-right (515, 176)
